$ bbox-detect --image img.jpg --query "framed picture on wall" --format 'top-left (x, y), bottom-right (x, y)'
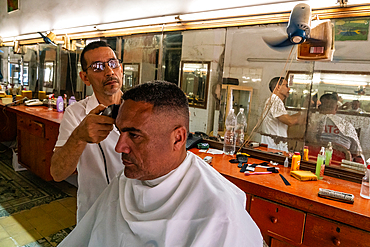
top-left (7, 0), bottom-right (19, 13)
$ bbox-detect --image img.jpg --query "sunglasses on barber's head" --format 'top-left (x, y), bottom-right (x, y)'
top-left (85, 59), bottom-right (121, 72)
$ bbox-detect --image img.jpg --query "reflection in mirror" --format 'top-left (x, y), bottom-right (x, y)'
top-left (219, 85), bottom-right (253, 138)
top-left (0, 15), bottom-right (368, 181)
top-left (39, 45), bottom-right (57, 92)
top-left (9, 62), bottom-right (21, 85)
top-left (180, 61), bottom-right (210, 109)
top-left (287, 70), bottom-right (370, 167)
top-left (218, 17), bottom-right (370, 178)
top-left (123, 63), bottom-right (140, 88)
top-left (122, 34), bottom-right (161, 84)
top-left (43, 62), bottom-right (54, 88)
top-left (23, 62), bottom-right (29, 86)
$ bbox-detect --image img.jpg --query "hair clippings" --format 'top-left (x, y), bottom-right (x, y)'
top-left (270, 161), bottom-right (279, 166)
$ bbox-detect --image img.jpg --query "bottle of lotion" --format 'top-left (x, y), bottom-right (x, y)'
top-left (56, 96), bottom-right (64, 112)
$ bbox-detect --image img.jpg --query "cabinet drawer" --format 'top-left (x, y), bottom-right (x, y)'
top-left (303, 214), bottom-right (370, 247)
top-left (17, 115), bottom-right (45, 138)
top-left (250, 197), bottom-right (305, 244)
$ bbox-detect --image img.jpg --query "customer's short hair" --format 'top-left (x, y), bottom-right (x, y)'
top-left (123, 80), bottom-right (189, 130)
top-left (80, 41), bottom-right (111, 71)
top-left (269, 77), bottom-right (285, 92)
top-left (319, 93), bottom-right (338, 111)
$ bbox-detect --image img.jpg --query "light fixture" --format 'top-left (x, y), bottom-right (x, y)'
top-left (95, 15), bottom-right (178, 30)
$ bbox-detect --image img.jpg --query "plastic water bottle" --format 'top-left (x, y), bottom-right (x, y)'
top-left (48, 94), bottom-right (54, 111)
top-left (223, 109), bottom-right (236, 155)
top-left (360, 164), bottom-right (370, 199)
top-left (235, 108), bottom-right (247, 147)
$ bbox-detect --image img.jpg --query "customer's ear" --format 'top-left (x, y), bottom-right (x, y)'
top-left (172, 126), bottom-right (187, 151)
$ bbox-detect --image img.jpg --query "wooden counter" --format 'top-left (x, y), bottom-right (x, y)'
top-left (5, 104), bottom-right (64, 124)
top-left (0, 103), bottom-right (63, 181)
top-left (191, 148), bottom-right (370, 247)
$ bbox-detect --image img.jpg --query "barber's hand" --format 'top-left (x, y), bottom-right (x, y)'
top-left (73, 104), bottom-right (115, 144)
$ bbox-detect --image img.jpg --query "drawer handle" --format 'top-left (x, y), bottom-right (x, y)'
top-left (31, 120), bottom-right (43, 128)
top-left (270, 217), bottom-right (278, 224)
top-left (333, 238), bottom-right (340, 246)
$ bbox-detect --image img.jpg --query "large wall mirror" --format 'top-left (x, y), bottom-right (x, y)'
top-left (1, 15), bottom-right (369, 181)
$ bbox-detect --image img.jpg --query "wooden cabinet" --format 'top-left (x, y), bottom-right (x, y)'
top-left (270, 238), bottom-right (295, 247)
top-left (249, 196), bottom-right (370, 247)
top-left (191, 148), bottom-right (370, 247)
top-left (303, 214), bottom-right (370, 247)
top-left (0, 105), bottom-right (17, 142)
top-left (16, 111), bottom-right (60, 181)
top-left (250, 197), bottom-right (305, 245)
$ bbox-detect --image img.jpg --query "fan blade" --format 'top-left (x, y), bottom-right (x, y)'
top-left (263, 36), bottom-right (294, 48)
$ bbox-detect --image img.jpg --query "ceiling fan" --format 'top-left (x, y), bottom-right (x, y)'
top-left (263, 3), bottom-right (320, 48)
top-left (38, 32), bottom-right (57, 46)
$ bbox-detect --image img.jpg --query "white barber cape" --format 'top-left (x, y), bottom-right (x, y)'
top-left (58, 152), bottom-right (262, 247)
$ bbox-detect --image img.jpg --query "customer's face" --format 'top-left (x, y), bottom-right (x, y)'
top-left (115, 100), bottom-right (175, 180)
top-left (352, 101), bottom-right (360, 109)
top-left (80, 47), bottom-right (123, 97)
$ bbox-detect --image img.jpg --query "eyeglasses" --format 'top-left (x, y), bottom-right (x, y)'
top-left (85, 59), bottom-right (121, 72)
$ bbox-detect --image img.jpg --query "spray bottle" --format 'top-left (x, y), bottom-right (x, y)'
top-left (315, 147), bottom-right (326, 180)
top-left (48, 94), bottom-right (54, 111)
top-left (325, 142), bottom-right (333, 166)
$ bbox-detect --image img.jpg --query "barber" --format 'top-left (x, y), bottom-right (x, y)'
top-left (261, 77), bottom-right (304, 152)
top-left (50, 41), bottom-right (124, 223)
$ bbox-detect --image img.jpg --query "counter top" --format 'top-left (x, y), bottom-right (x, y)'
top-left (190, 148), bottom-right (370, 232)
top-left (1, 104), bottom-right (64, 124)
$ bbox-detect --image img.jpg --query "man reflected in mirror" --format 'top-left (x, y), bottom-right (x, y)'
top-left (308, 93), bottom-right (364, 163)
top-left (260, 77), bottom-right (305, 152)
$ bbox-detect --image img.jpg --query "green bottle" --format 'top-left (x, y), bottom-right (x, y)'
top-left (316, 147), bottom-right (326, 180)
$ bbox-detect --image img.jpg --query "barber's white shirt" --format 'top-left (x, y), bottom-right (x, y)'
top-left (58, 152), bottom-right (263, 247)
top-left (261, 94), bottom-right (288, 152)
top-left (55, 93), bottom-right (123, 223)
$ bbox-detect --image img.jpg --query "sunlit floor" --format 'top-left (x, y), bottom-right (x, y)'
top-left (0, 180), bottom-right (77, 247)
